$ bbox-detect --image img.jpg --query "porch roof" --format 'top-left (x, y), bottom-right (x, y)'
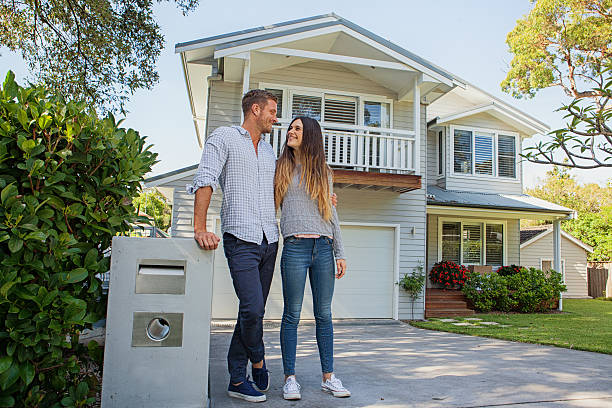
top-left (426, 186), bottom-right (576, 219)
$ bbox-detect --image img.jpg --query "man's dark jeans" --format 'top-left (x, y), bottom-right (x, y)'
top-left (223, 233), bottom-right (278, 384)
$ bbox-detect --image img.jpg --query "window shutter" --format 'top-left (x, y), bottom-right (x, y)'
top-left (454, 130), bottom-right (472, 174)
top-left (323, 95), bottom-right (357, 125)
top-left (498, 135), bottom-right (516, 178)
top-left (438, 131), bottom-right (443, 175)
top-left (265, 89), bottom-right (283, 118)
top-left (462, 224), bottom-right (482, 264)
top-left (441, 222), bottom-right (461, 263)
top-left (292, 94), bottom-right (322, 120)
top-left (475, 133), bottom-right (493, 175)
top-left (485, 224), bottom-right (503, 265)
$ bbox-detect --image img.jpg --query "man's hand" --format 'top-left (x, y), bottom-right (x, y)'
top-left (335, 259), bottom-right (347, 279)
top-left (331, 193), bottom-right (338, 207)
top-left (194, 230), bottom-right (221, 250)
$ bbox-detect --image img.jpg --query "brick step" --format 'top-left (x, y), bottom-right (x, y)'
top-left (425, 309), bottom-right (475, 318)
top-left (426, 301), bottom-right (469, 309)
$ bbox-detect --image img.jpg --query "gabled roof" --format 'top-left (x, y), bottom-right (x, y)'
top-left (520, 227), bottom-right (549, 244)
top-left (520, 225), bottom-right (594, 253)
top-left (430, 101), bottom-right (549, 136)
top-left (175, 13), bottom-right (460, 86)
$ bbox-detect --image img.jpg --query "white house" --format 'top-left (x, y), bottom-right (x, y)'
top-left (146, 13), bottom-right (575, 320)
top-left (520, 226), bottom-right (593, 298)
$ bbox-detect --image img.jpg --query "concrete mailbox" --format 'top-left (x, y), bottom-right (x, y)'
top-left (101, 237), bottom-right (213, 407)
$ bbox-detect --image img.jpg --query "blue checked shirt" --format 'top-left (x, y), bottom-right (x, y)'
top-left (187, 126), bottom-right (279, 244)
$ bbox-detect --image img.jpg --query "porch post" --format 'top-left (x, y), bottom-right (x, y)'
top-left (240, 53), bottom-right (251, 123)
top-left (413, 75), bottom-right (421, 175)
top-left (553, 219), bottom-right (563, 311)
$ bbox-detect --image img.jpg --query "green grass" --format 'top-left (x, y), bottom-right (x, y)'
top-left (411, 299), bottom-right (612, 354)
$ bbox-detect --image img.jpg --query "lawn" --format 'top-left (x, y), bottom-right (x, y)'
top-left (411, 299), bottom-right (612, 354)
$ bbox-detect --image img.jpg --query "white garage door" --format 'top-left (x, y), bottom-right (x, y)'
top-left (211, 222), bottom-right (396, 319)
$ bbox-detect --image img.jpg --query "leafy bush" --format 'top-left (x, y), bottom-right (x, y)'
top-left (496, 264), bottom-right (522, 276)
top-left (429, 261), bottom-right (469, 289)
top-left (461, 272), bottom-right (512, 312)
top-left (0, 72), bottom-right (156, 406)
top-left (506, 267), bottom-right (566, 313)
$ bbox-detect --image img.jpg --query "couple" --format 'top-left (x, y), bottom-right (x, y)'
top-left (189, 89), bottom-right (350, 402)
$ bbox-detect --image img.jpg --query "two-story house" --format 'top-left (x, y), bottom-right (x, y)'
top-left (145, 14), bottom-right (574, 320)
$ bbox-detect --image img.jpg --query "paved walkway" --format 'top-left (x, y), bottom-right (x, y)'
top-left (209, 321), bottom-right (612, 407)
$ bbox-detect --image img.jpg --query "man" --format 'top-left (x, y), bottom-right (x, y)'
top-left (188, 89), bottom-right (279, 403)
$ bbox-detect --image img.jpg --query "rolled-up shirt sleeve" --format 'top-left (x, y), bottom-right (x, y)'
top-left (186, 131), bottom-right (228, 194)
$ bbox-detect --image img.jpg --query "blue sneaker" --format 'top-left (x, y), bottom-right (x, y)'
top-left (227, 379), bottom-right (266, 402)
top-left (252, 360), bottom-right (269, 392)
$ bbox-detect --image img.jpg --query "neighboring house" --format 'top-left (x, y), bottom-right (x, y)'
top-left (521, 226), bottom-right (593, 298)
top-left (145, 13), bottom-right (574, 320)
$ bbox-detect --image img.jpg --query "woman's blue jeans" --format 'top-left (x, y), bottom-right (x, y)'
top-left (280, 236), bottom-right (335, 375)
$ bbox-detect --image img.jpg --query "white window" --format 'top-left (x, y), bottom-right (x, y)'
top-left (291, 93), bottom-right (322, 120)
top-left (540, 259), bottom-right (565, 274)
top-left (437, 130), bottom-right (444, 176)
top-left (439, 219), bottom-right (505, 266)
top-left (265, 88), bottom-right (284, 119)
top-left (451, 126), bottom-right (519, 180)
top-left (498, 135), bottom-right (516, 178)
top-left (364, 101), bottom-right (390, 128)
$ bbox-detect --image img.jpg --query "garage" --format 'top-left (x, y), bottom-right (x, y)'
top-left (211, 222), bottom-right (397, 320)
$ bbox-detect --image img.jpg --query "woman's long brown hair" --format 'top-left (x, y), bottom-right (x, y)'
top-left (274, 116), bottom-right (332, 221)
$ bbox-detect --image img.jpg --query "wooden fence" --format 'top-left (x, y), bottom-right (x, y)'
top-left (587, 267), bottom-right (609, 298)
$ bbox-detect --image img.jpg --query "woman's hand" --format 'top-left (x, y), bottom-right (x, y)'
top-left (330, 193), bottom-right (338, 207)
top-left (335, 259), bottom-right (347, 279)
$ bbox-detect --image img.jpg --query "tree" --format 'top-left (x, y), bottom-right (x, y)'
top-left (0, 0), bottom-right (199, 113)
top-left (133, 188), bottom-right (172, 232)
top-left (502, 0), bottom-right (612, 168)
top-left (524, 166), bottom-right (612, 261)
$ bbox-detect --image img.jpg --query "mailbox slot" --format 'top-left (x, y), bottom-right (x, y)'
top-left (135, 259), bottom-right (186, 294)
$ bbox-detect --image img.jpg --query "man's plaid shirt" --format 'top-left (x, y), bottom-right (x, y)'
top-left (187, 125), bottom-right (279, 244)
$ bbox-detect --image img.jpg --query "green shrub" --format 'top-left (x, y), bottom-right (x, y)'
top-left (462, 272), bottom-right (512, 312)
top-left (0, 72), bottom-right (157, 406)
top-left (507, 267), bottom-right (566, 313)
top-left (496, 264), bottom-right (522, 276)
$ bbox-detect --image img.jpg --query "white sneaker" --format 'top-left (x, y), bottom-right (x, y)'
top-left (283, 376), bottom-right (302, 400)
top-left (321, 374), bottom-right (351, 398)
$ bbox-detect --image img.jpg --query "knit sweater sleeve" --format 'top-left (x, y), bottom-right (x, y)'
top-left (329, 176), bottom-right (345, 259)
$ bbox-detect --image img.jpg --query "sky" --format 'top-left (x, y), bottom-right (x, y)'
top-left (1, 0), bottom-right (610, 188)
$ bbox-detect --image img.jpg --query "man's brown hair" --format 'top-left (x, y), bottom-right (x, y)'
top-left (241, 89), bottom-right (277, 116)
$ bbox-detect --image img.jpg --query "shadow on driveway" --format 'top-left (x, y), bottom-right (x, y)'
top-left (209, 321), bottom-right (612, 407)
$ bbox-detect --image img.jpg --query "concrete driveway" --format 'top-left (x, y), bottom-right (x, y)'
top-left (209, 321), bottom-right (612, 408)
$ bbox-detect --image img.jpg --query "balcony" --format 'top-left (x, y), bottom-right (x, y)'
top-left (264, 121), bottom-right (421, 192)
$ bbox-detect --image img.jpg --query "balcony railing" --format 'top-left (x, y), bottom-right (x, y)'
top-left (264, 120), bottom-right (418, 174)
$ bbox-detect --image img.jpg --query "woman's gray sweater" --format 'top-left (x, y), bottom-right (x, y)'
top-left (279, 168), bottom-right (345, 259)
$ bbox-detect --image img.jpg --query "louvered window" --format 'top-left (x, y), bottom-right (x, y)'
top-left (265, 88), bottom-right (283, 118)
top-left (324, 95), bottom-right (357, 125)
top-left (498, 135), bottom-right (516, 178)
top-left (485, 224), bottom-right (503, 266)
top-left (440, 221), bottom-right (504, 265)
top-left (441, 222), bottom-right (461, 263)
top-left (291, 94), bottom-right (321, 120)
top-left (454, 129), bottom-right (472, 174)
top-left (475, 132), bottom-right (493, 175)
top-left (462, 224), bottom-right (482, 264)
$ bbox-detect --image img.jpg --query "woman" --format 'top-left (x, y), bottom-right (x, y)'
top-left (274, 116), bottom-right (351, 400)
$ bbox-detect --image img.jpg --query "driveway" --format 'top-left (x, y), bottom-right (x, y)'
top-left (209, 321), bottom-right (612, 408)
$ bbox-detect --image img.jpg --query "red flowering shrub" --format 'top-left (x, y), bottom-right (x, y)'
top-left (496, 264), bottom-right (523, 276)
top-left (429, 261), bottom-right (469, 289)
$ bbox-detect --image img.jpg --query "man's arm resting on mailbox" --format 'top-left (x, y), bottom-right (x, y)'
top-left (193, 186), bottom-right (220, 250)
top-left (190, 132), bottom-right (227, 250)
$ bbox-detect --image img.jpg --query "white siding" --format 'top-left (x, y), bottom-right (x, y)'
top-left (206, 81), bottom-right (242, 137)
top-left (521, 235), bottom-right (589, 298)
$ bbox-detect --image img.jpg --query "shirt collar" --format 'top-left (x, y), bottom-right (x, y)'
top-left (232, 125), bottom-right (251, 138)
